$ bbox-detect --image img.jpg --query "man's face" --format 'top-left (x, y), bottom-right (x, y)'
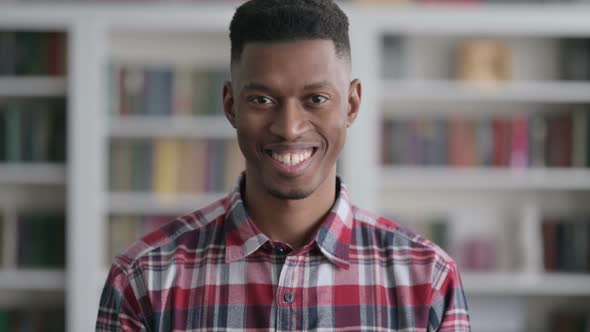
top-left (223, 39), bottom-right (361, 200)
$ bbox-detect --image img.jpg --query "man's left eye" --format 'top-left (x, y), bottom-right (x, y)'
top-left (310, 95), bottom-right (328, 104)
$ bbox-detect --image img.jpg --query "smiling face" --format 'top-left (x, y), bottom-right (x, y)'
top-left (223, 39), bottom-right (361, 201)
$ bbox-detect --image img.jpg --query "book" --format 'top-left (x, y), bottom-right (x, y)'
top-left (456, 39), bottom-right (511, 86)
top-left (492, 116), bottom-right (512, 167)
top-left (17, 214), bottom-right (65, 268)
top-left (179, 140), bottom-right (206, 193)
top-left (542, 220), bottom-right (559, 271)
top-left (510, 114), bottom-right (529, 168)
top-left (224, 140), bottom-right (245, 191)
top-left (382, 35), bottom-right (404, 79)
top-left (0, 105), bottom-right (5, 161)
top-left (110, 140), bottom-right (134, 191)
top-left (0, 32), bottom-right (16, 75)
top-left (562, 38), bottom-right (590, 80)
top-left (529, 113), bottom-right (548, 167)
top-left (173, 66), bottom-right (194, 116)
top-left (144, 68), bottom-right (174, 116)
top-left (572, 107), bottom-right (589, 168)
top-left (5, 101), bottom-right (22, 162)
top-left (546, 112), bottom-right (573, 167)
top-left (153, 138), bottom-right (182, 195)
top-left (108, 215), bottom-right (138, 261)
top-left (0, 213), bottom-right (3, 266)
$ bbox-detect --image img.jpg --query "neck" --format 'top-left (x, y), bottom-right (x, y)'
top-left (243, 172), bottom-right (337, 248)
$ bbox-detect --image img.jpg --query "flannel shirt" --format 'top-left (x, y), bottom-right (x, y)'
top-left (97, 176), bottom-right (470, 331)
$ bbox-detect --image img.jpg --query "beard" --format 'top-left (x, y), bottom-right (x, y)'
top-left (266, 187), bottom-right (312, 200)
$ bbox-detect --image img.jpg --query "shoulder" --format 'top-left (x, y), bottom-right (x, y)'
top-left (111, 195), bottom-right (230, 274)
top-left (351, 205), bottom-right (456, 269)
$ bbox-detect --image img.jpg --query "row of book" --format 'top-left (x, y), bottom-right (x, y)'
top-left (550, 311), bottom-right (590, 332)
top-left (0, 308), bottom-right (65, 332)
top-left (108, 215), bottom-right (174, 263)
top-left (542, 218), bottom-right (590, 272)
top-left (382, 37), bottom-right (590, 81)
top-left (0, 31), bottom-right (67, 76)
top-left (17, 214), bottom-right (66, 268)
top-left (110, 138), bottom-right (244, 193)
top-left (110, 66), bottom-right (228, 116)
top-left (356, 0), bottom-right (590, 3)
top-left (403, 218), bottom-right (450, 252)
top-left (400, 217), bottom-right (498, 271)
top-left (381, 110), bottom-right (589, 168)
top-left (0, 99), bottom-right (67, 163)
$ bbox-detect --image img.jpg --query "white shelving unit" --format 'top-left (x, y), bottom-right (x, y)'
top-left (108, 192), bottom-right (225, 215)
top-left (380, 167), bottom-right (590, 190)
top-left (381, 80), bottom-right (590, 103)
top-left (109, 115), bottom-right (234, 139)
top-left (1, 3), bottom-right (590, 332)
top-left (0, 164), bottom-right (66, 185)
top-left (0, 11), bottom-right (70, 332)
top-left (0, 77), bottom-right (67, 97)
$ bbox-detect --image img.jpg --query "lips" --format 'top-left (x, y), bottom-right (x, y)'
top-left (263, 144), bottom-right (319, 174)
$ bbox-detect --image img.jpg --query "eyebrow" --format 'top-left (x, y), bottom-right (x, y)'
top-left (242, 80), bottom-right (333, 92)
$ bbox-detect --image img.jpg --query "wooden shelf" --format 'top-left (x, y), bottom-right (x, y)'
top-left (0, 269), bottom-right (65, 291)
top-left (380, 167), bottom-right (590, 190)
top-left (109, 115), bottom-right (235, 139)
top-left (381, 80), bottom-right (590, 104)
top-left (108, 191), bottom-right (225, 215)
top-left (0, 77), bottom-right (67, 97)
top-left (463, 272), bottom-right (590, 296)
top-left (0, 164), bottom-right (66, 185)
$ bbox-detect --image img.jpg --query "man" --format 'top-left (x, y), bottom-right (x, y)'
top-left (97, 0), bottom-right (471, 331)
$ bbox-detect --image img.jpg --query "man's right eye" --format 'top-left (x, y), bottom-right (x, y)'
top-left (248, 96), bottom-right (274, 105)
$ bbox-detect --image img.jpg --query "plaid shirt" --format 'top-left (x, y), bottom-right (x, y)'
top-left (97, 177), bottom-right (470, 331)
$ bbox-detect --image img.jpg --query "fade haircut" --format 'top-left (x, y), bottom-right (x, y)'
top-left (229, 0), bottom-right (351, 64)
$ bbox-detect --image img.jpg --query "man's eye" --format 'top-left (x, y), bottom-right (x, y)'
top-left (249, 96), bottom-right (274, 105)
top-left (310, 95), bottom-right (328, 104)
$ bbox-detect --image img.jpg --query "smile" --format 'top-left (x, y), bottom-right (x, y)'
top-left (271, 150), bottom-right (313, 166)
top-left (263, 146), bottom-right (318, 174)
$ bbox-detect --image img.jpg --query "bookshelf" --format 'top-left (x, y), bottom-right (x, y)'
top-left (1, 2), bottom-right (590, 332)
top-left (0, 25), bottom-right (69, 332)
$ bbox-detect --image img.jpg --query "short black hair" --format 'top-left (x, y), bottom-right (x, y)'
top-left (229, 0), bottom-right (350, 64)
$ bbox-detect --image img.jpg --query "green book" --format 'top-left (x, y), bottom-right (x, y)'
top-left (0, 310), bottom-right (10, 332)
top-left (20, 102), bottom-right (35, 162)
top-left (31, 102), bottom-right (52, 162)
top-left (0, 105), bottom-right (6, 161)
top-left (0, 214), bottom-right (3, 266)
top-left (5, 101), bottom-right (22, 162)
top-left (48, 100), bottom-right (67, 162)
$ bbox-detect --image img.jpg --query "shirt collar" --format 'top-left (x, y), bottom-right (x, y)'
top-left (224, 174), bottom-right (353, 269)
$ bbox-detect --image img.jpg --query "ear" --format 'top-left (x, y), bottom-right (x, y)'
top-left (346, 79), bottom-right (362, 128)
top-left (223, 81), bottom-right (236, 129)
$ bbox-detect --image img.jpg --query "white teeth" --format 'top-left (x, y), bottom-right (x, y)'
top-left (271, 150), bottom-right (313, 166)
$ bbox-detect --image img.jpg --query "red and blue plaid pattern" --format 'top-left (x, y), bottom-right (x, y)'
top-left (97, 177), bottom-right (470, 331)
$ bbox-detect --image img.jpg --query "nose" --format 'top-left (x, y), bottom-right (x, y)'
top-left (268, 99), bottom-right (309, 141)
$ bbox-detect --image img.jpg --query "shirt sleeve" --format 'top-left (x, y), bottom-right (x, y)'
top-left (96, 264), bottom-right (149, 332)
top-left (428, 263), bottom-right (471, 332)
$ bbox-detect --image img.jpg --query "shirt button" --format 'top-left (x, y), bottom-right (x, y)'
top-left (283, 291), bottom-right (295, 303)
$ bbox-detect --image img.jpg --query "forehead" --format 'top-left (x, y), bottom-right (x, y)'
top-left (232, 39), bottom-right (349, 88)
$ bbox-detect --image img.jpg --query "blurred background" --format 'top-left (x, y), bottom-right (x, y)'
top-left (1, 0), bottom-right (590, 331)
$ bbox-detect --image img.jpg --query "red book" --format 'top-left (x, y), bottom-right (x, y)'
top-left (542, 221), bottom-right (558, 272)
top-left (546, 113), bottom-right (573, 167)
top-left (510, 114), bottom-right (529, 168)
top-left (47, 32), bottom-right (66, 76)
top-left (492, 117), bottom-right (511, 167)
top-left (449, 116), bottom-right (477, 167)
